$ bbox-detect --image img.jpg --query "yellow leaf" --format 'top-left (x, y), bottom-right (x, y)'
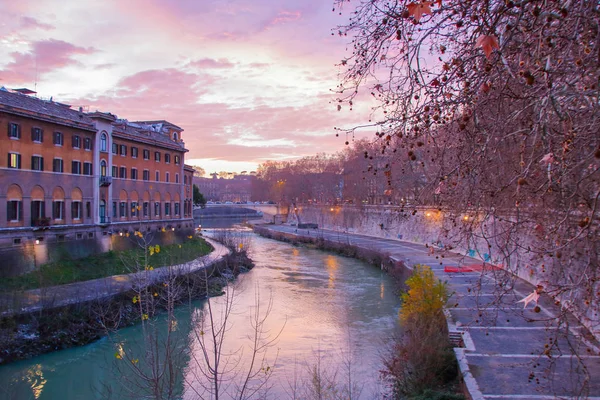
top-left (132, 296), bottom-right (138, 304)
top-left (153, 292), bottom-right (158, 297)
top-left (131, 358), bottom-right (139, 364)
top-left (115, 352), bottom-right (122, 359)
top-left (142, 313), bottom-right (149, 320)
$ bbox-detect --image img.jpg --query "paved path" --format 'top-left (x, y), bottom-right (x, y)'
top-left (0, 238), bottom-right (230, 317)
top-left (260, 224), bottom-right (600, 400)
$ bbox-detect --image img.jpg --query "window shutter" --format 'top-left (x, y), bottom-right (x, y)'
top-left (31, 156), bottom-right (34, 169)
top-left (40, 129), bottom-right (44, 143)
top-left (17, 124), bottom-right (21, 138)
top-left (7, 154), bottom-right (9, 168)
top-left (40, 157), bottom-right (44, 171)
top-left (6, 201), bottom-right (9, 221)
top-left (7, 122), bottom-right (10, 138)
top-left (19, 201), bottom-right (23, 221)
top-left (72, 135), bottom-right (75, 147)
top-left (31, 127), bottom-right (35, 141)
top-left (18, 154), bottom-right (21, 169)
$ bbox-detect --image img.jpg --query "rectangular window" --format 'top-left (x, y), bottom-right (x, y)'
top-left (8, 153), bottom-right (21, 169)
top-left (175, 174), bottom-right (179, 184)
top-left (174, 202), bottom-right (180, 216)
top-left (112, 201), bottom-right (117, 218)
top-left (31, 200), bottom-right (45, 222)
top-left (154, 202), bottom-right (160, 216)
top-left (165, 154), bottom-right (171, 164)
top-left (31, 127), bottom-right (43, 142)
top-left (83, 162), bottom-right (93, 176)
top-left (119, 201), bottom-right (127, 218)
top-left (53, 131), bottom-right (63, 145)
top-left (156, 171), bottom-right (160, 181)
top-left (131, 147), bottom-right (138, 158)
top-left (53, 201), bottom-right (65, 220)
top-left (143, 170), bottom-right (150, 181)
top-left (112, 166), bottom-right (117, 177)
top-left (131, 201), bottom-right (138, 217)
top-left (174, 155), bottom-right (180, 165)
top-left (154, 151), bottom-right (161, 162)
top-left (84, 137), bottom-right (92, 150)
top-left (131, 168), bottom-right (138, 180)
top-left (8, 122), bottom-right (21, 139)
top-left (31, 155), bottom-right (44, 171)
top-left (86, 201), bottom-right (91, 218)
top-left (112, 143), bottom-right (118, 154)
top-left (71, 201), bottom-right (82, 219)
top-left (7, 200), bottom-right (23, 221)
top-left (165, 202), bottom-right (170, 216)
top-left (72, 135), bottom-right (81, 148)
top-left (119, 166), bottom-right (126, 179)
top-left (143, 149), bottom-right (150, 160)
top-left (184, 175), bottom-right (187, 185)
top-left (143, 202), bottom-right (149, 217)
top-left (166, 172), bottom-right (170, 183)
top-left (71, 160), bottom-right (81, 174)
top-left (53, 158), bottom-right (63, 173)
top-left (120, 144), bottom-right (127, 156)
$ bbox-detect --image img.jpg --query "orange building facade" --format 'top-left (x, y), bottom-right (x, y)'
top-left (0, 88), bottom-right (194, 256)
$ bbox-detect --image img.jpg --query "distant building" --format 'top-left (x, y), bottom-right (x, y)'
top-left (0, 88), bottom-right (195, 274)
top-left (195, 174), bottom-right (253, 203)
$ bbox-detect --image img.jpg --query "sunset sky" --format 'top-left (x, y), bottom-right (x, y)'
top-left (0, 0), bottom-right (374, 175)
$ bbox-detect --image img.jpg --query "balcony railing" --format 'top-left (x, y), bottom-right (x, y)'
top-left (99, 216), bottom-right (111, 224)
top-left (32, 217), bottom-right (51, 227)
top-left (100, 176), bottom-right (112, 186)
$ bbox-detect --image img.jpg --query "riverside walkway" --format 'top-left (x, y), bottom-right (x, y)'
top-left (0, 237), bottom-right (230, 317)
top-left (260, 224), bottom-right (600, 400)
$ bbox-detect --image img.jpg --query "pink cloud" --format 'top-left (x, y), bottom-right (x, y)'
top-left (187, 58), bottom-right (235, 69)
top-left (20, 16), bottom-right (54, 31)
top-left (0, 39), bottom-right (95, 85)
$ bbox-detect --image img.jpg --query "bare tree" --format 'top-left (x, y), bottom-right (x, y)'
top-left (332, 0), bottom-right (599, 339)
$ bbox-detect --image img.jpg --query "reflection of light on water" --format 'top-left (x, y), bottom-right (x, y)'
top-left (325, 255), bottom-right (338, 289)
top-left (292, 248), bottom-right (299, 257)
top-left (380, 281), bottom-right (385, 299)
top-left (24, 364), bottom-right (46, 399)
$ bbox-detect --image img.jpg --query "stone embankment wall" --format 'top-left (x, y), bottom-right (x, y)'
top-left (294, 205), bottom-right (599, 340)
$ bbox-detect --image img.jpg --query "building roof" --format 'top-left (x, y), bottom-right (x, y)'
top-left (131, 120), bottom-right (183, 131)
top-left (0, 89), bottom-right (96, 131)
top-left (112, 121), bottom-right (188, 152)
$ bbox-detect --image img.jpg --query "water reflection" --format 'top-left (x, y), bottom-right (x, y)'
top-left (0, 227), bottom-right (400, 399)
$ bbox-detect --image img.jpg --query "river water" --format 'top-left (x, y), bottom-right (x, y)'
top-left (0, 220), bottom-right (400, 399)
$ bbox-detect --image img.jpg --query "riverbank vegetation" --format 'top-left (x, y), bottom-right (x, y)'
top-left (0, 237), bottom-right (213, 291)
top-left (383, 265), bottom-right (463, 399)
top-left (0, 236), bottom-right (252, 365)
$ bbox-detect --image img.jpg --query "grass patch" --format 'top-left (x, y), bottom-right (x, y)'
top-left (0, 238), bottom-right (213, 291)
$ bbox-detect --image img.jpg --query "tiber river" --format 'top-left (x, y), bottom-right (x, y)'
top-left (0, 219), bottom-right (401, 399)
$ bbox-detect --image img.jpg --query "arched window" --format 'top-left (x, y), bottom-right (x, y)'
top-left (173, 132), bottom-right (178, 141)
top-left (100, 133), bottom-right (108, 152)
top-left (100, 160), bottom-right (107, 176)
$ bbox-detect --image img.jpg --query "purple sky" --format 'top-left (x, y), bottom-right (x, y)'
top-left (0, 0), bottom-right (374, 175)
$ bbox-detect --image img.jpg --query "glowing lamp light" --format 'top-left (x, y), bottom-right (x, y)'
top-left (35, 239), bottom-right (40, 245)
top-left (171, 227), bottom-right (175, 231)
top-left (426, 212), bottom-right (431, 217)
top-left (119, 232), bottom-right (123, 236)
top-left (463, 215), bottom-right (470, 221)
top-left (330, 208), bottom-right (334, 212)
